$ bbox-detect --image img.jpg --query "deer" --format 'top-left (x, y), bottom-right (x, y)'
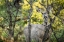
top-left (24, 5), bottom-right (53, 42)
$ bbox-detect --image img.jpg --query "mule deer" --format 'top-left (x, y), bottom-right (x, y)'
top-left (24, 5), bottom-right (52, 42)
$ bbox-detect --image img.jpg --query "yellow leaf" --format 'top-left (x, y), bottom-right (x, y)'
top-left (0, 17), bottom-right (4, 22)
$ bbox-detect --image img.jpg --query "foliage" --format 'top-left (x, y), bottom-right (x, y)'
top-left (0, 0), bottom-right (64, 42)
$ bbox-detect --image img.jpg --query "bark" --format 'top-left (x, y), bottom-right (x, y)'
top-left (26, 0), bottom-right (33, 42)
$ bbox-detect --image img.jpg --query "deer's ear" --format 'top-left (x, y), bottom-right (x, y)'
top-left (36, 6), bottom-right (39, 12)
top-left (36, 7), bottom-right (41, 12)
top-left (36, 6), bottom-right (45, 13)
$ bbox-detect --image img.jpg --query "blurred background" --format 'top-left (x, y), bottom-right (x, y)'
top-left (0, 0), bottom-right (64, 42)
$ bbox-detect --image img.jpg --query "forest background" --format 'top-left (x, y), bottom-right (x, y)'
top-left (0, 0), bottom-right (64, 42)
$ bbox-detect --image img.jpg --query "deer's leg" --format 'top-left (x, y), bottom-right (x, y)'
top-left (46, 38), bottom-right (50, 42)
top-left (25, 36), bottom-right (29, 42)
